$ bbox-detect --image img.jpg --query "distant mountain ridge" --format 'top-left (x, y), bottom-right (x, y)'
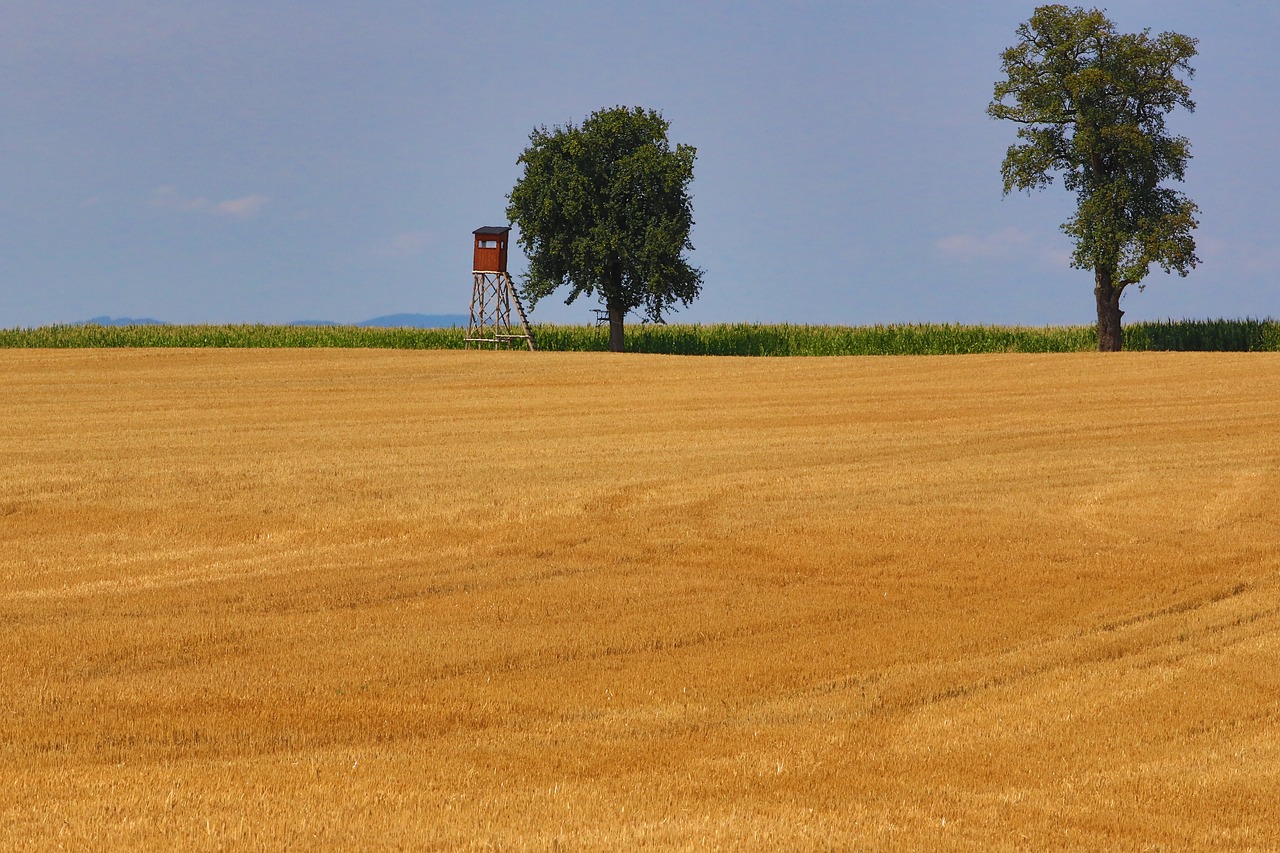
top-left (78, 315), bottom-right (166, 326)
top-left (353, 313), bottom-right (468, 328)
top-left (78, 313), bottom-right (469, 328)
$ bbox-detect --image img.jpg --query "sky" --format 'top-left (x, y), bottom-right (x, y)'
top-left (2, 1), bottom-right (1276, 328)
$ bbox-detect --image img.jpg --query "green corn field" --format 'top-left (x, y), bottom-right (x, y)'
top-left (1, 319), bottom-right (1276, 354)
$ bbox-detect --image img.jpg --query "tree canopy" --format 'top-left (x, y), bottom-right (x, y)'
top-left (507, 106), bottom-right (702, 352)
top-left (989, 4), bottom-right (1199, 351)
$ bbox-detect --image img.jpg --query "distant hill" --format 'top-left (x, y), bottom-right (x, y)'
top-left (358, 313), bottom-right (468, 328)
top-left (77, 315), bottom-right (166, 326)
top-left (289, 314), bottom-right (469, 328)
top-left (73, 313), bottom-right (469, 329)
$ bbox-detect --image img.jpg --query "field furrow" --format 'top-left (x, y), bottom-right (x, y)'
top-left (2, 349), bottom-right (1277, 850)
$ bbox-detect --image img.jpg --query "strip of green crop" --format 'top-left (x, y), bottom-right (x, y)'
top-left (0, 324), bottom-right (465, 350)
top-left (1122, 318), bottom-right (1280, 352)
top-left (1, 320), bottom-right (1276, 354)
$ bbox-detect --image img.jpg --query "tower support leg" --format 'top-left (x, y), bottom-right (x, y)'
top-left (465, 271), bottom-right (534, 351)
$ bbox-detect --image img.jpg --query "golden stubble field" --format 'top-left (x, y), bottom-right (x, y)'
top-left (2, 348), bottom-right (1278, 850)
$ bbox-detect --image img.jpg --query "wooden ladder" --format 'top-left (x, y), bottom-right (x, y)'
top-left (507, 279), bottom-right (537, 351)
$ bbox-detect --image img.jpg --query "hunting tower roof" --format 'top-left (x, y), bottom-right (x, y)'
top-left (473, 226), bottom-right (511, 236)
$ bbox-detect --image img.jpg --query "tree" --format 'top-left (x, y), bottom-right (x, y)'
top-left (507, 106), bottom-right (703, 352)
top-left (989, 5), bottom-right (1199, 351)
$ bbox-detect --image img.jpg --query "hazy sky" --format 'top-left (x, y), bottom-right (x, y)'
top-left (2, 1), bottom-right (1276, 327)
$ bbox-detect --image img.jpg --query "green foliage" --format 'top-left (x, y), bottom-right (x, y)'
top-left (990, 5), bottom-right (1199, 349)
top-left (6, 320), bottom-right (1276, 354)
top-left (507, 106), bottom-right (703, 351)
top-left (596, 323), bottom-right (1099, 356)
top-left (1123, 318), bottom-right (1279, 352)
top-left (0, 324), bottom-right (467, 349)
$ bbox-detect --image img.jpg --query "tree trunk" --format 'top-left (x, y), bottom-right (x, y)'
top-left (607, 300), bottom-right (625, 353)
top-left (1095, 267), bottom-right (1124, 352)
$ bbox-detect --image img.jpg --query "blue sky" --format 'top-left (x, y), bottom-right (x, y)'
top-left (2, 1), bottom-right (1276, 328)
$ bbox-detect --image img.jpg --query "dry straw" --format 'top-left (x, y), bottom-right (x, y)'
top-left (2, 349), bottom-right (1278, 849)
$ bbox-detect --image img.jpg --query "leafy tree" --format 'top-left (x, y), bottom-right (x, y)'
top-left (507, 106), bottom-right (703, 352)
top-left (989, 5), bottom-right (1199, 351)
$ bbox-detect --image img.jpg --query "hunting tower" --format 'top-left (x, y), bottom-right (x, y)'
top-left (465, 226), bottom-right (535, 350)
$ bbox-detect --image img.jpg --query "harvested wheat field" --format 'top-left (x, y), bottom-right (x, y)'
top-left (2, 348), bottom-right (1278, 850)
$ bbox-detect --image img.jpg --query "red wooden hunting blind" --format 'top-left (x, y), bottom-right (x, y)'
top-left (472, 226), bottom-right (510, 273)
